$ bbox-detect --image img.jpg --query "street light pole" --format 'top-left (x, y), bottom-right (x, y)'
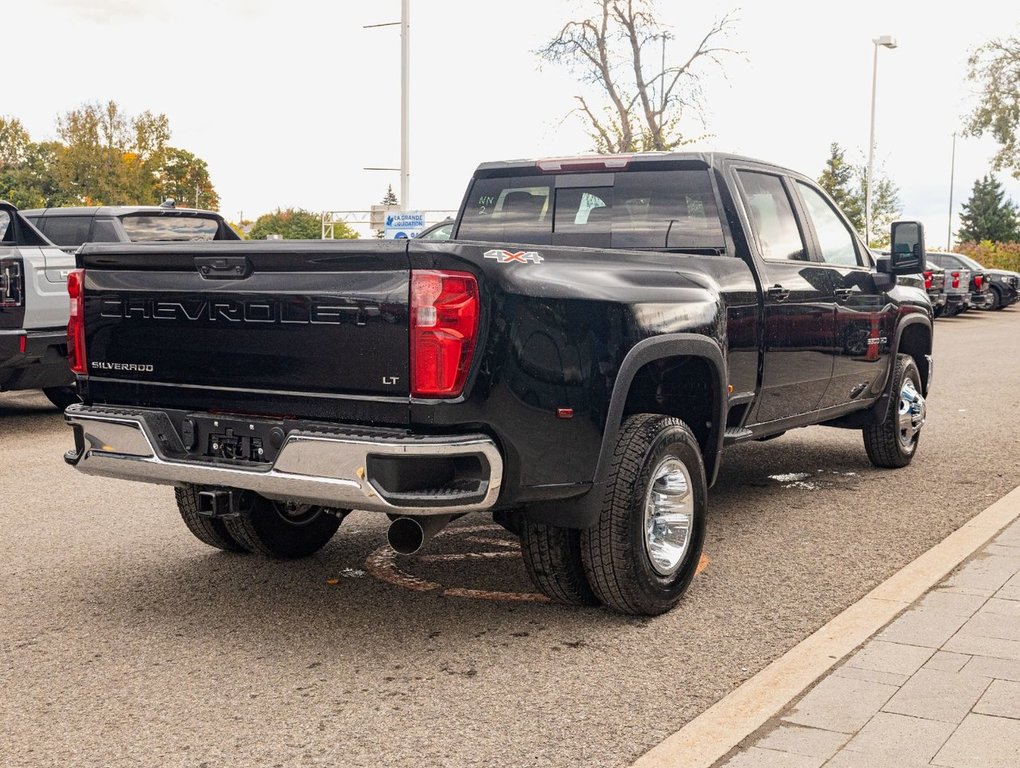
top-left (866, 35), bottom-right (897, 246)
top-left (400, 0), bottom-right (410, 212)
top-left (948, 132), bottom-right (957, 250)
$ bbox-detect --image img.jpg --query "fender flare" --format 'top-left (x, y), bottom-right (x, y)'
top-left (832, 313), bottom-right (933, 430)
top-left (594, 334), bottom-right (728, 486)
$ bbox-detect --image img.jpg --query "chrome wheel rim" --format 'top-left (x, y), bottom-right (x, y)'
top-left (643, 457), bottom-right (694, 577)
top-left (897, 378), bottom-right (926, 449)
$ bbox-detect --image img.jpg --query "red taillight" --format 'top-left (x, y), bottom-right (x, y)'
top-left (974, 274), bottom-right (984, 290)
top-left (951, 271), bottom-right (960, 289)
top-left (67, 269), bottom-right (86, 375)
top-left (923, 270), bottom-right (933, 290)
top-left (410, 270), bottom-right (479, 397)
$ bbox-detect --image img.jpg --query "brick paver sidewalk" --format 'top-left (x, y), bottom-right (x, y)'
top-left (718, 517), bottom-right (1020, 768)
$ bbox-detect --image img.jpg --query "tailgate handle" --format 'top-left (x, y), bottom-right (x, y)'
top-left (195, 256), bottom-right (252, 280)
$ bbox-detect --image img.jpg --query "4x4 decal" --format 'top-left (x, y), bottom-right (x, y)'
top-left (483, 249), bottom-right (544, 264)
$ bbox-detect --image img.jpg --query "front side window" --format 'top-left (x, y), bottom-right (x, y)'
top-left (0, 211), bottom-right (10, 242)
top-left (797, 182), bottom-right (860, 267)
top-left (736, 171), bottom-right (806, 261)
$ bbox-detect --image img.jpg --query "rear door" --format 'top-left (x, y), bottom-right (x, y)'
top-left (734, 168), bottom-right (835, 424)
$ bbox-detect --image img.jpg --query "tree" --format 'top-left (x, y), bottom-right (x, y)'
top-left (957, 174), bottom-right (1020, 243)
top-left (158, 148), bottom-right (219, 210)
top-left (818, 143), bottom-right (863, 230)
top-left (540, 1), bottom-right (740, 153)
top-left (375, 184), bottom-right (399, 238)
top-left (53, 101), bottom-right (219, 208)
top-left (0, 117), bottom-right (31, 167)
top-left (817, 141), bottom-right (900, 246)
top-left (249, 208), bottom-right (356, 240)
top-left (966, 35), bottom-right (1020, 179)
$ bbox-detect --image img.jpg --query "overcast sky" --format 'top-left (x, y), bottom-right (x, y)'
top-left (6, 0), bottom-right (1020, 246)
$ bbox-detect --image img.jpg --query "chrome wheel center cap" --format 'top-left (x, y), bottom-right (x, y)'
top-left (643, 457), bottom-right (694, 577)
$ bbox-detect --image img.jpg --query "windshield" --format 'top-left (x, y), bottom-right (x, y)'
top-left (120, 215), bottom-right (221, 241)
top-left (457, 169), bottom-right (725, 251)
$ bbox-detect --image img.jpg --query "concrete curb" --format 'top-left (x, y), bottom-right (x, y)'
top-left (631, 483), bottom-right (1020, 768)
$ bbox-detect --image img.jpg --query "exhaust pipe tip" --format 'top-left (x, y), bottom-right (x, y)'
top-left (386, 515), bottom-right (452, 555)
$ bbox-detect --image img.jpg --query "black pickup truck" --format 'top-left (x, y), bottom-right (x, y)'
top-left (63, 153), bottom-right (932, 615)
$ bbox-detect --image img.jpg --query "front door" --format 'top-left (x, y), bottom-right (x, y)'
top-left (792, 180), bottom-right (893, 409)
top-left (735, 169), bottom-right (835, 424)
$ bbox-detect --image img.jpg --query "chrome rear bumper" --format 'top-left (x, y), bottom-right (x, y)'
top-left (64, 405), bottom-right (503, 516)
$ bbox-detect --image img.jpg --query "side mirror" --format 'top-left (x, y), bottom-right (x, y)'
top-left (889, 220), bottom-right (926, 275)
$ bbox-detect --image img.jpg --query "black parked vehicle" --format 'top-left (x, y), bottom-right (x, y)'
top-left (62, 152), bottom-right (932, 616)
top-left (928, 251), bottom-right (1017, 310)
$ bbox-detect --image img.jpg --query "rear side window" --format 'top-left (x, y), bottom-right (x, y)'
top-left (0, 211), bottom-right (10, 241)
top-left (120, 215), bottom-right (220, 241)
top-left (43, 216), bottom-right (92, 247)
top-left (457, 169), bottom-right (724, 250)
top-left (736, 171), bottom-right (807, 261)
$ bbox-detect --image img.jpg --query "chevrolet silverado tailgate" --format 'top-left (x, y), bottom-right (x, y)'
top-left (78, 240), bottom-right (411, 421)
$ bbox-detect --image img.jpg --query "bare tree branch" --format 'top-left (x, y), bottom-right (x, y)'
top-left (538, 1), bottom-right (742, 153)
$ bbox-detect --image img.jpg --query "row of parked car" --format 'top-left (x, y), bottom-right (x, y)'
top-left (910, 251), bottom-right (1020, 317)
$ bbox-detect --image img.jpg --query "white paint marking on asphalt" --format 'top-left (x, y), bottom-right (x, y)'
top-left (769, 473), bottom-right (812, 483)
top-left (631, 482), bottom-right (1020, 768)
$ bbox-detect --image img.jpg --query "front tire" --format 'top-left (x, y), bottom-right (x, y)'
top-left (988, 287), bottom-right (1003, 310)
top-left (863, 354), bottom-right (926, 468)
top-left (581, 415), bottom-right (707, 616)
top-left (224, 496), bottom-right (344, 559)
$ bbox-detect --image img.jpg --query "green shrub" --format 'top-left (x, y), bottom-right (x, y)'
top-left (955, 241), bottom-right (1020, 273)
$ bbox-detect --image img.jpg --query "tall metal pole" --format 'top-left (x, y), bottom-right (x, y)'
top-left (948, 132), bottom-right (957, 250)
top-left (400, 0), bottom-right (410, 212)
top-left (866, 36), bottom-right (897, 246)
top-left (865, 41), bottom-right (879, 247)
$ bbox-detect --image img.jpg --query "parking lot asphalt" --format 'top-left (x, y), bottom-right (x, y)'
top-left (2, 308), bottom-right (1019, 768)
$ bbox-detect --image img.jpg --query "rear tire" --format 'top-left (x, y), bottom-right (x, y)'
top-left (581, 414), bottom-right (707, 616)
top-left (175, 485), bottom-right (249, 552)
top-left (863, 354), bottom-right (925, 468)
top-left (43, 386), bottom-right (79, 411)
top-left (520, 519), bottom-right (599, 606)
top-left (224, 496), bottom-right (344, 559)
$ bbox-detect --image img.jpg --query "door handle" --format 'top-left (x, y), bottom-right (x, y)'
top-left (834, 287), bottom-right (854, 302)
top-left (767, 284), bottom-right (790, 302)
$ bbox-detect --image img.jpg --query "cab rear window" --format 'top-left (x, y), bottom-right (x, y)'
top-left (120, 215), bottom-right (220, 241)
top-left (457, 170), bottom-right (725, 250)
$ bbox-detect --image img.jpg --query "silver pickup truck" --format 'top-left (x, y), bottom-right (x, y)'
top-left (0, 201), bottom-right (78, 409)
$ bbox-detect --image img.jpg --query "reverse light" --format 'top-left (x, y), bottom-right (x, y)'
top-left (410, 270), bottom-right (479, 398)
top-left (67, 269), bottom-right (87, 375)
top-left (951, 271), bottom-right (960, 289)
